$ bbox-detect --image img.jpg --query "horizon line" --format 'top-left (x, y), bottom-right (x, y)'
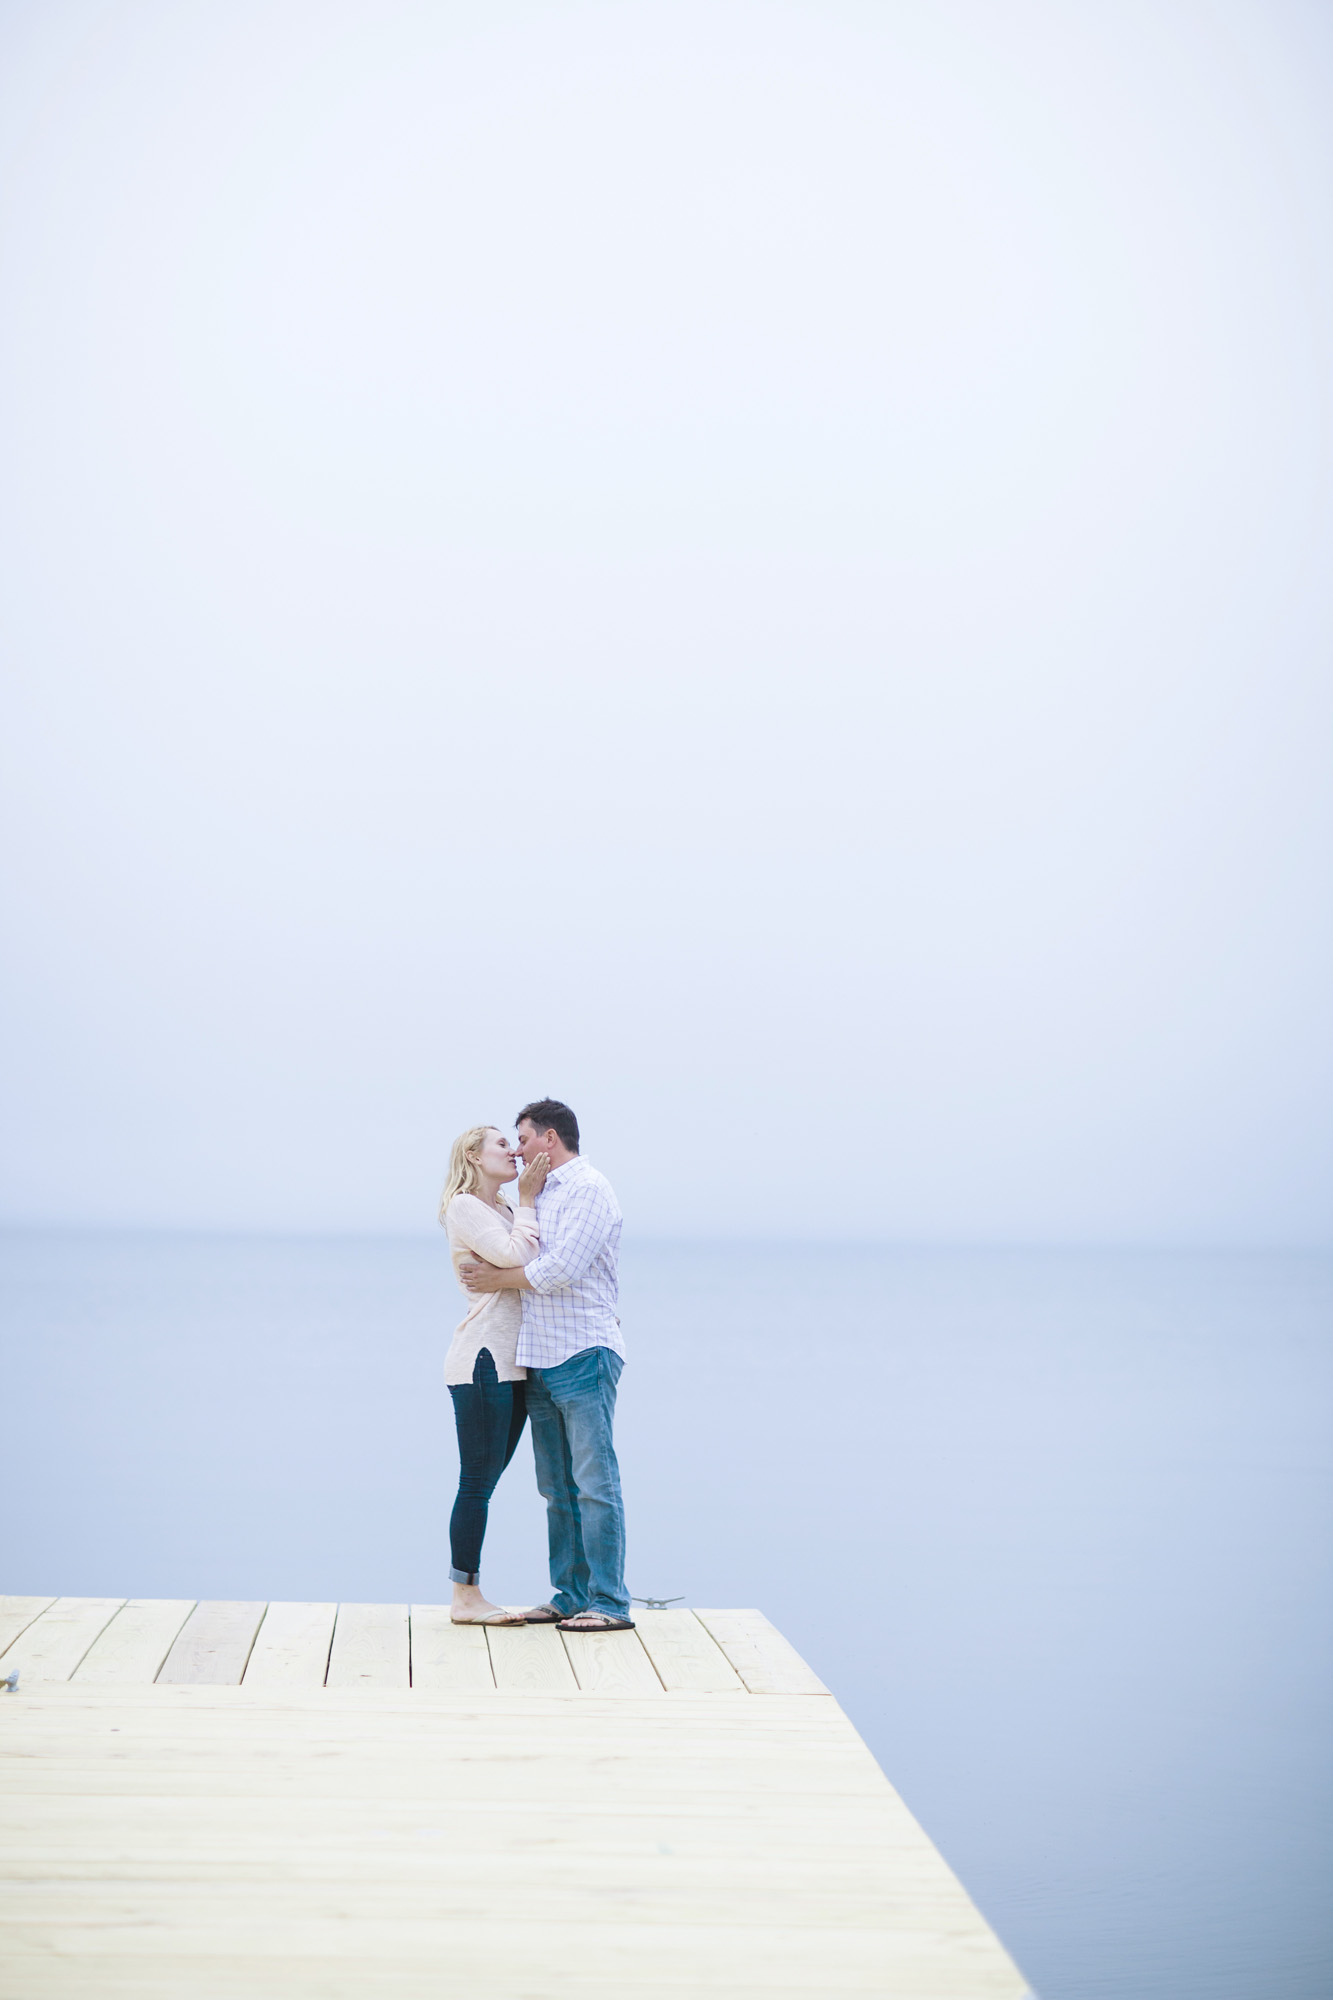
top-left (0, 1221), bottom-right (1329, 1256)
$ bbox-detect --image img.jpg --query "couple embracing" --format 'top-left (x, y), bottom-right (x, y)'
top-left (437, 1098), bottom-right (632, 1635)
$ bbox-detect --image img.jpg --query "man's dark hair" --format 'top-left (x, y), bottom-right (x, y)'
top-left (516, 1098), bottom-right (580, 1153)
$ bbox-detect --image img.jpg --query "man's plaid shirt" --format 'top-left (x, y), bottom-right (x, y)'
top-left (517, 1157), bottom-right (624, 1369)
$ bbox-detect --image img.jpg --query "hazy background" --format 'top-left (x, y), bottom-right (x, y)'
top-left (1, 0), bottom-right (1331, 1241)
top-left (3, 14), bottom-right (1332, 1993)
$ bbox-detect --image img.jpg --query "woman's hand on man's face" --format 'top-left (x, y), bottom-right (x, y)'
top-left (517, 1151), bottom-right (550, 1204)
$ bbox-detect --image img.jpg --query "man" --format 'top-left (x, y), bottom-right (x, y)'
top-left (458, 1097), bottom-right (632, 1633)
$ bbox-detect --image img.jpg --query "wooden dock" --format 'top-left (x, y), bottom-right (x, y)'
top-left (0, 1596), bottom-right (1032, 1997)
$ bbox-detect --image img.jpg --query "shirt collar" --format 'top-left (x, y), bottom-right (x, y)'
top-left (545, 1158), bottom-right (585, 1187)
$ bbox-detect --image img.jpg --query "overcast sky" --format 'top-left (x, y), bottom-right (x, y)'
top-left (1, 0), bottom-right (1329, 1242)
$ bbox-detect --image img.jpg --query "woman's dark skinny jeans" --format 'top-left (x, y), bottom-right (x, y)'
top-left (448, 1346), bottom-right (528, 1583)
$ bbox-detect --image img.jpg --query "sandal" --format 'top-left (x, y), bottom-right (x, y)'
top-left (522, 1603), bottom-right (569, 1624)
top-left (450, 1608), bottom-right (527, 1626)
top-left (557, 1611), bottom-right (637, 1632)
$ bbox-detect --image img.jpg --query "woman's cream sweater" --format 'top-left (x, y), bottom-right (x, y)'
top-left (442, 1192), bottom-right (538, 1385)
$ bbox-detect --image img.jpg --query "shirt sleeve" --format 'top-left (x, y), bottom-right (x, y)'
top-left (447, 1197), bottom-right (539, 1267)
top-left (524, 1182), bottom-right (615, 1294)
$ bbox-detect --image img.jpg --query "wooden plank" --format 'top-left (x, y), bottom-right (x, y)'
top-left (0, 1598), bottom-right (124, 1683)
top-left (694, 1609), bottom-right (828, 1694)
top-left (408, 1606), bottom-right (494, 1692)
top-left (0, 1596), bottom-right (57, 1659)
top-left (560, 1626), bottom-right (664, 1695)
top-left (486, 1622), bottom-right (578, 1692)
top-left (242, 1603), bottom-right (336, 1690)
top-left (325, 1604), bottom-right (409, 1689)
top-left (633, 1609), bottom-right (746, 1692)
top-left (0, 1683), bottom-right (1034, 1998)
top-left (157, 1603), bottom-right (267, 1686)
top-left (74, 1601), bottom-right (195, 1685)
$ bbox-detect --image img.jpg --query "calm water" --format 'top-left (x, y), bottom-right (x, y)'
top-left (3, 1231), bottom-right (1331, 1999)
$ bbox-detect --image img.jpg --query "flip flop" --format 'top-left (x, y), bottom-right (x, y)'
top-left (450, 1609), bottom-right (527, 1626)
top-left (557, 1612), bottom-right (637, 1632)
top-left (522, 1603), bottom-right (569, 1624)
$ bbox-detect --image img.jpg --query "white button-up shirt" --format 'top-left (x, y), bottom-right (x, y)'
top-left (518, 1157), bottom-right (624, 1369)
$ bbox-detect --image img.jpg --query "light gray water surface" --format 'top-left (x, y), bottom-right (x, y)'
top-left (3, 1231), bottom-right (1330, 1999)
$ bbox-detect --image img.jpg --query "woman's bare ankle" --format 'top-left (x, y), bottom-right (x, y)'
top-left (452, 1581), bottom-right (507, 1617)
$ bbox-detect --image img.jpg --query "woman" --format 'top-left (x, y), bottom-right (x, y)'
top-left (438, 1124), bottom-right (548, 1625)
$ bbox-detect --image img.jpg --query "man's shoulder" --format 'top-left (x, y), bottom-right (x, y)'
top-left (573, 1159), bottom-right (621, 1215)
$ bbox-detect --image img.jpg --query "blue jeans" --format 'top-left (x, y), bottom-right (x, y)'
top-left (447, 1348), bottom-right (527, 1584)
top-left (524, 1345), bottom-right (628, 1618)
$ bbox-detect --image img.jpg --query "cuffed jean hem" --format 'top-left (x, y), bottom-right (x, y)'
top-left (449, 1565), bottom-right (479, 1585)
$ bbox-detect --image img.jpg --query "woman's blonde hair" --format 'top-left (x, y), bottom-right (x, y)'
top-left (438, 1125), bottom-right (510, 1224)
